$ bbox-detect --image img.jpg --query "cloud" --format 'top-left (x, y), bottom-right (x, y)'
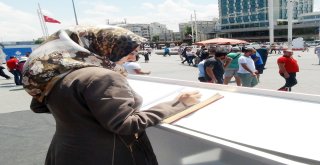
top-left (142, 3), bottom-right (155, 9)
top-left (0, 2), bottom-right (42, 41)
top-left (136, 0), bottom-right (219, 31)
top-left (84, 3), bottom-right (120, 15)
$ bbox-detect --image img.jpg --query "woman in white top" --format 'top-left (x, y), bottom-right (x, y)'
top-left (123, 54), bottom-right (151, 75)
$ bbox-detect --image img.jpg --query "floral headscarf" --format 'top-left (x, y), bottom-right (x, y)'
top-left (22, 25), bottom-right (147, 102)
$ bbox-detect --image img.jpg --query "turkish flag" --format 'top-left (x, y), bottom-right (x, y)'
top-left (43, 15), bottom-right (61, 24)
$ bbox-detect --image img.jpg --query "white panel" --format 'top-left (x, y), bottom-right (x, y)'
top-left (128, 77), bottom-right (320, 163)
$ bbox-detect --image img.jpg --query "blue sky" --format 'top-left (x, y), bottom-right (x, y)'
top-left (0, 0), bottom-right (319, 41)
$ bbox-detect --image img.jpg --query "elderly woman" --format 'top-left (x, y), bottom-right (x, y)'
top-left (22, 25), bottom-right (200, 165)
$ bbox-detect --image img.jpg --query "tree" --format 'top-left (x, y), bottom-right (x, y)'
top-left (152, 35), bottom-right (159, 42)
top-left (183, 26), bottom-right (193, 45)
top-left (184, 26), bottom-right (192, 38)
top-left (34, 38), bottom-right (45, 44)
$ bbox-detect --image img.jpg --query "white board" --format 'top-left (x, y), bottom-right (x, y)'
top-left (128, 76), bottom-right (320, 162)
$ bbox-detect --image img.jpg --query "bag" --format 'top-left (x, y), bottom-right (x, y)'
top-left (118, 132), bottom-right (158, 165)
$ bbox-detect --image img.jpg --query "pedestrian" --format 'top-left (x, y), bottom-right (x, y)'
top-left (314, 45), bottom-right (320, 65)
top-left (143, 49), bottom-right (150, 63)
top-left (223, 47), bottom-right (242, 86)
top-left (302, 42), bottom-right (309, 52)
top-left (17, 56), bottom-right (28, 75)
top-left (237, 48), bottom-right (258, 87)
top-left (277, 50), bottom-right (299, 92)
top-left (124, 54), bottom-right (151, 75)
top-left (250, 49), bottom-right (264, 82)
top-left (6, 56), bottom-right (22, 85)
top-left (197, 48), bottom-right (211, 82)
top-left (178, 46), bottom-right (184, 61)
top-left (0, 64), bottom-right (11, 79)
top-left (270, 43), bottom-right (277, 54)
top-left (204, 49), bottom-right (231, 84)
top-left (181, 47), bottom-right (188, 64)
top-left (22, 25), bottom-right (201, 165)
top-left (163, 46), bottom-right (170, 57)
top-left (185, 48), bottom-right (196, 66)
top-left (256, 45), bottom-right (269, 69)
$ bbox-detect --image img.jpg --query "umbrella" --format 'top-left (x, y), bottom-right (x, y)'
top-left (195, 38), bottom-right (248, 45)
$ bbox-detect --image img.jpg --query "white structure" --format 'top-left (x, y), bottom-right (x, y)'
top-left (118, 24), bottom-right (151, 40)
top-left (118, 22), bottom-right (177, 42)
top-left (128, 75), bottom-right (320, 165)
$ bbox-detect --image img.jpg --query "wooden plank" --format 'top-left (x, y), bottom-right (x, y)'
top-left (163, 93), bottom-right (224, 124)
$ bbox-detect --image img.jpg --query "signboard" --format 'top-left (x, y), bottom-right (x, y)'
top-left (2, 48), bottom-right (32, 61)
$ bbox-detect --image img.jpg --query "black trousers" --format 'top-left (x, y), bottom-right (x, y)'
top-left (279, 73), bottom-right (297, 91)
top-left (0, 66), bottom-right (11, 79)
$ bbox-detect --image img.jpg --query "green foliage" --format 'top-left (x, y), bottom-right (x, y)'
top-left (152, 35), bottom-right (159, 42)
top-left (34, 38), bottom-right (45, 44)
top-left (184, 26), bottom-right (192, 37)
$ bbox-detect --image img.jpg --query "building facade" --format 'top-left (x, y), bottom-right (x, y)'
top-left (118, 22), bottom-right (181, 42)
top-left (118, 24), bottom-right (151, 40)
top-left (179, 20), bottom-right (218, 42)
top-left (217, 0), bottom-right (316, 41)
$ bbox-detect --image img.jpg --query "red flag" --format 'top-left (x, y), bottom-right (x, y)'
top-left (43, 15), bottom-right (61, 24)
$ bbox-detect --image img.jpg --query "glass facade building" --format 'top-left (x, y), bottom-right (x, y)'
top-left (219, 0), bottom-right (313, 30)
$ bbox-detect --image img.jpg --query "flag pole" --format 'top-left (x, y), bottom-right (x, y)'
top-left (37, 9), bottom-right (46, 39)
top-left (72, 0), bottom-right (79, 25)
top-left (38, 3), bottom-right (49, 38)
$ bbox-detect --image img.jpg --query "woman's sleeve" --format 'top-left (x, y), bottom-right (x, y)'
top-left (30, 98), bottom-right (51, 113)
top-left (83, 72), bottom-right (188, 135)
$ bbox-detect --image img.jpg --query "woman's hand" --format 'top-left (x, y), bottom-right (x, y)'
top-left (177, 91), bottom-right (202, 107)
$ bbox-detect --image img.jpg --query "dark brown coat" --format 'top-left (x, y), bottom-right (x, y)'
top-left (31, 67), bottom-right (187, 165)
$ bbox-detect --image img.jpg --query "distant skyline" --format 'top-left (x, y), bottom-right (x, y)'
top-left (0, 0), bottom-right (319, 41)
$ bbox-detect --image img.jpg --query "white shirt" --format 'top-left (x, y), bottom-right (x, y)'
top-left (123, 62), bottom-right (141, 74)
top-left (198, 60), bottom-right (206, 77)
top-left (238, 55), bottom-right (256, 74)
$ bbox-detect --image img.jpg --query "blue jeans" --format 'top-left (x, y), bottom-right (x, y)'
top-left (10, 70), bottom-right (22, 85)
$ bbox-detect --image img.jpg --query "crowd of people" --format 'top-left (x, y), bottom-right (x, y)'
top-left (175, 44), bottom-right (300, 91)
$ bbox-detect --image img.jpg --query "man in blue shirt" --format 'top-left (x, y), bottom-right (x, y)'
top-left (251, 49), bottom-right (264, 82)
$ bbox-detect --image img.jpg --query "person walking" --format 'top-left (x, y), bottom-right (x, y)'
top-left (250, 49), bottom-right (264, 82)
top-left (0, 64), bottom-right (11, 79)
top-left (314, 45), bottom-right (320, 65)
top-left (6, 56), bottom-right (22, 85)
top-left (143, 49), bottom-right (151, 63)
top-left (185, 48), bottom-right (196, 66)
top-left (270, 43), bottom-right (277, 54)
top-left (277, 50), bottom-right (299, 92)
top-left (256, 45), bottom-right (269, 69)
top-left (124, 54), bottom-right (151, 75)
top-left (204, 49), bottom-right (230, 84)
top-left (163, 46), bottom-right (170, 57)
top-left (197, 48), bottom-right (211, 82)
top-left (223, 47), bottom-right (242, 86)
top-left (22, 25), bottom-right (201, 165)
top-left (237, 48), bottom-right (258, 87)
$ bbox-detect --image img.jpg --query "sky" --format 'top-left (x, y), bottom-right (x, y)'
top-left (0, 0), bottom-right (319, 42)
